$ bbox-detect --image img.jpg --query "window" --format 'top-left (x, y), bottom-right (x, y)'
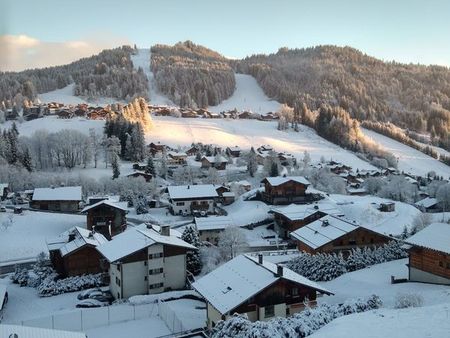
top-left (370, 238), bottom-right (374, 244)
top-left (292, 288), bottom-right (299, 296)
top-left (176, 202), bottom-right (185, 206)
top-left (149, 282), bottom-right (164, 289)
top-left (117, 264), bottom-right (121, 272)
top-left (149, 252), bottom-right (163, 259)
top-left (439, 261), bottom-right (444, 268)
top-left (149, 268), bottom-right (163, 275)
top-left (264, 305), bottom-right (275, 318)
top-left (348, 240), bottom-right (357, 245)
top-left (144, 276), bottom-right (147, 281)
top-left (115, 277), bottom-right (120, 286)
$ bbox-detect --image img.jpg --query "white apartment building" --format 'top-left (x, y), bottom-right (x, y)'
top-left (168, 184), bottom-right (218, 216)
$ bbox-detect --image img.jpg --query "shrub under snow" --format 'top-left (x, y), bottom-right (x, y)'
top-left (37, 273), bottom-right (105, 297)
top-left (286, 241), bottom-right (407, 282)
top-left (212, 295), bottom-right (383, 338)
top-left (394, 293), bottom-right (424, 309)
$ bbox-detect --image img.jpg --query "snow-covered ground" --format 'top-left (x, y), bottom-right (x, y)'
top-left (362, 128), bottom-right (450, 178)
top-left (0, 210), bottom-right (85, 262)
top-left (310, 303), bottom-right (450, 338)
top-left (209, 74), bottom-right (281, 114)
top-left (37, 83), bottom-right (122, 106)
top-left (85, 317), bottom-right (171, 338)
top-left (131, 49), bottom-right (175, 106)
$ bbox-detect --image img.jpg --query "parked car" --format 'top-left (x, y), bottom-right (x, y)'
top-left (13, 207), bottom-right (22, 214)
top-left (76, 299), bottom-right (108, 308)
top-left (77, 288), bottom-right (102, 300)
top-left (89, 291), bottom-right (113, 303)
top-left (0, 206), bottom-right (6, 212)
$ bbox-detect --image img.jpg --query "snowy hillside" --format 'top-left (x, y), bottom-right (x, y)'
top-left (38, 83), bottom-right (123, 106)
top-left (131, 49), bottom-right (175, 106)
top-left (208, 74), bottom-right (281, 114)
top-left (362, 128), bottom-right (450, 178)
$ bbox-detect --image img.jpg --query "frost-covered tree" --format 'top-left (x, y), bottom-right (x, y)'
top-left (145, 155), bottom-right (156, 176)
top-left (218, 226), bottom-right (248, 259)
top-left (246, 147), bottom-right (258, 177)
top-left (181, 226), bottom-right (203, 275)
top-left (436, 183), bottom-right (450, 217)
top-left (111, 152), bottom-right (120, 179)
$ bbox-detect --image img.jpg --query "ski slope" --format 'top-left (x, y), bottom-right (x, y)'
top-left (131, 49), bottom-right (175, 106)
top-left (362, 128), bottom-right (450, 178)
top-left (38, 83), bottom-right (121, 106)
top-left (208, 73), bottom-right (281, 114)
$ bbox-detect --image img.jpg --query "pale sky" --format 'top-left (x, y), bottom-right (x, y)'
top-left (1, 0), bottom-right (450, 71)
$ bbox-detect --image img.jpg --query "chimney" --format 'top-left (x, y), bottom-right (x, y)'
top-left (146, 222), bottom-right (153, 230)
top-left (258, 254), bottom-right (263, 264)
top-left (322, 220), bottom-right (329, 227)
top-left (160, 225), bottom-right (170, 236)
top-left (187, 185), bottom-right (190, 189)
top-left (276, 265), bottom-right (283, 277)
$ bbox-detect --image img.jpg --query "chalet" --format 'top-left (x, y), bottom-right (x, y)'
top-left (192, 254), bottom-right (332, 328)
top-left (57, 109), bottom-right (73, 119)
top-left (30, 186), bottom-right (82, 212)
top-left (149, 142), bottom-right (167, 156)
top-left (226, 146), bottom-right (241, 157)
top-left (96, 225), bottom-right (196, 299)
top-left (415, 197), bottom-right (441, 213)
top-left (238, 111), bottom-right (255, 119)
top-left (81, 199), bottom-right (128, 239)
top-left (125, 170), bottom-right (153, 182)
top-left (168, 184), bottom-right (218, 216)
top-left (278, 152), bottom-right (297, 166)
top-left (194, 216), bottom-right (235, 244)
top-left (290, 215), bottom-right (391, 255)
top-left (379, 202), bottom-right (395, 212)
top-left (73, 108), bottom-right (87, 117)
top-left (0, 183), bottom-right (9, 200)
top-left (403, 223), bottom-right (450, 285)
top-left (186, 146), bottom-right (200, 156)
top-left (257, 145), bottom-right (273, 153)
top-left (346, 186), bottom-right (368, 196)
top-left (132, 162), bottom-right (147, 171)
top-left (270, 202), bottom-right (344, 239)
top-left (260, 176), bottom-right (319, 205)
top-left (167, 151), bottom-right (187, 165)
top-left (5, 109), bottom-right (19, 120)
top-left (181, 110), bottom-right (199, 118)
top-left (47, 226), bottom-right (108, 277)
top-left (201, 155), bottom-right (228, 170)
top-left (0, 325), bottom-right (87, 338)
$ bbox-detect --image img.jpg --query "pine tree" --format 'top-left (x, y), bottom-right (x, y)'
top-left (247, 147), bottom-right (258, 177)
top-left (270, 161), bottom-right (279, 177)
top-left (181, 226), bottom-right (203, 275)
top-left (145, 155), bottom-right (156, 176)
top-left (111, 152), bottom-right (120, 179)
top-left (21, 146), bottom-right (33, 172)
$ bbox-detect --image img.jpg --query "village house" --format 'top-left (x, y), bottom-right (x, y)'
top-left (403, 223), bottom-right (450, 285)
top-left (290, 215), bottom-right (391, 256)
top-left (379, 202), bottom-right (395, 212)
top-left (226, 146), bottom-right (242, 157)
top-left (148, 142), bottom-right (167, 156)
top-left (168, 184), bottom-right (219, 216)
top-left (0, 183), bottom-right (9, 200)
top-left (214, 185), bottom-right (235, 205)
top-left (167, 151), bottom-right (187, 165)
top-left (57, 109), bottom-right (73, 119)
top-left (125, 170), bottom-right (153, 182)
top-left (192, 254), bottom-right (332, 329)
top-left (201, 155), bottom-right (228, 170)
top-left (260, 176), bottom-right (319, 205)
top-left (415, 197), bottom-right (441, 213)
top-left (181, 110), bottom-right (199, 118)
top-left (47, 226), bottom-right (108, 277)
top-left (96, 224), bottom-right (196, 299)
top-left (30, 186), bottom-right (82, 212)
top-left (81, 199), bottom-right (128, 240)
top-left (270, 202), bottom-right (344, 239)
top-left (186, 145), bottom-right (200, 156)
top-left (194, 216), bottom-right (235, 244)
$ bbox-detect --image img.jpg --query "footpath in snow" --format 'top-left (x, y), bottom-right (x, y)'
top-left (362, 128), bottom-right (450, 178)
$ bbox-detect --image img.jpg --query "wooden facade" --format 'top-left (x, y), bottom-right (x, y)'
top-left (30, 200), bottom-right (80, 212)
top-left (50, 246), bottom-right (105, 277)
top-left (408, 247), bottom-right (450, 284)
top-left (201, 158), bottom-right (227, 170)
top-left (86, 204), bottom-right (127, 240)
top-left (261, 179), bottom-right (311, 205)
top-left (296, 227), bottom-right (390, 256)
top-left (273, 210), bottom-right (326, 238)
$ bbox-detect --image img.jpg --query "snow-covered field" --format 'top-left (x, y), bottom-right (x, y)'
top-left (38, 83), bottom-right (122, 106)
top-left (362, 128), bottom-right (450, 178)
top-left (131, 49), bottom-right (175, 106)
top-left (209, 74), bottom-right (281, 114)
top-left (0, 210), bottom-right (84, 262)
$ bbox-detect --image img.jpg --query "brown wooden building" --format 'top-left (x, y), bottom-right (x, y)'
top-left (126, 171), bottom-right (153, 182)
top-left (261, 176), bottom-right (319, 205)
top-left (47, 227), bottom-right (108, 277)
top-left (290, 215), bottom-right (392, 256)
top-left (192, 254), bottom-right (332, 329)
top-left (30, 186), bottom-right (82, 212)
top-left (201, 156), bottom-right (228, 170)
top-left (404, 223), bottom-right (450, 285)
top-left (82, 200), bottom-right (128, 240)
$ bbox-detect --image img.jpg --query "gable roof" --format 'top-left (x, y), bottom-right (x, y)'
top-left (168, 184), bottom-right (219, 200)
top-left (81, 199), bottom-right (128, 213)
top-left (270, 202), bottom-right (344, 221)
top-left (404, 223), bottom-right (450, 255)
top-left (97, 226), bottom-right (196, 263)
top-left (290, 215), bottom-right (361, 250)
top-left (202, 155), bottom-right (228, 164)
top-left (415, 197), bottom-right (438, 209)
top-left (192, 254), bottom-right (332, 315)
top-left (194, 216), bottom-right (235, 231)
top-left (33, 186), bottom-right (82, 201)
top-left (47, 226), bottom-right (108, 257)
top-left (261, 176), bottom-right (310, 187)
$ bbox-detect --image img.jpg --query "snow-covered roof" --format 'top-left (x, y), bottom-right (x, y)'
top-left (192, 254), bottom-right (332, 315)
top-left (97, 226), bottom-right (195, 263)
top-left (262, 176), bottom-right (310, 187)
top-left (32, 186), bottom-right (82, 201)
top-left (202, 155), bottom-right (228, 163)
top-left (0, 183), bottom-right (8, 191)
top-left (81, 199), bottom-right (128, 213)
top-left (168, 151), bottom-right (187, 157)
top-left (0, 324), bottom-right (87, 338)
top-left (404, 223), bottom-right (450, 255)
top-left (270, 202), bottom-right (344, 221)
top-left (236, 180), bottom-right (251, 186)
top-left (47, 226), bottom-right (108, 257)
top-left (415, 197), bottom-right (438, 209)
top-left (194, 216), bottom-right (235, 231)
top-left (290, 215), bottom-right (360, 250)
top-left (0, 284), bottom-right (6, 310)
top-left (168, 184), bottom-right (218, 200)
